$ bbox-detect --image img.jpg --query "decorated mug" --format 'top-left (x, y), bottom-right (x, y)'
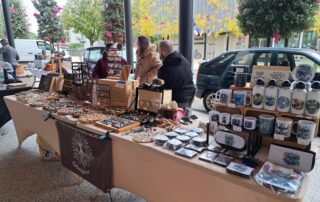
top-left (274, 117), bottom-right (293, 140)
top-left (243, 116), bottom-right (257, 130)
top-left (231, 114), bottom-right (243, 127)
top-left (258, 114), bottom-right (275, 135)
top-left (233, 90), bottom-right (252, 107)
top-left (214, 89), bottom-right (232, 104)
top-left (219, 113), bottom-right (231, 126)
top-left (292, 120), bottom-right (316, 145)
top-left (209, 110), bottom-right (220, 123)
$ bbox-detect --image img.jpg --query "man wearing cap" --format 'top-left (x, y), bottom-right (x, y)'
top-left (0, 39), bottom-right (20, 79)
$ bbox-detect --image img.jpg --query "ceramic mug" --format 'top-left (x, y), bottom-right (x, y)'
top-left (231, 114), bottom-right (243, 127)
top-left (233, 90), bottom-right (252, 107)
top-left (274, 117), bottom-right (293, 140)
top-left (258, 114), bottom-right (275, 135)
top-left (219, 113), bottom-right (231, 126)
top-left (209, 110), bottom-right (220, 123)
top-left (292, 120), bottom-right (316, 145)
top-left (215, 89), bottom-right (232, 104)
top-left (243, 116), bottom-right (257, 130)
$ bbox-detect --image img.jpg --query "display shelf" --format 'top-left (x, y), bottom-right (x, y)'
top-left (213, 103), bottom-right (244, 115)
top-left (230, 83), bottom-right (253, 92)
top-left (244, 107), bottom-right (320, 138)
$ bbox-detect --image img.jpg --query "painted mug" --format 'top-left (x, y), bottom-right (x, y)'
top-left (209, 110), bottom-right (220, 123)
top-left (258, 114), bottom-right (275, 135)
top-left (292, 120), bottom-right (316, 145)
top-left (219, 113), bottom-right (231, 126)
top-left (243, 116), bottom-right (257, 130)
top-left (233, 90), bottom-right (252, 107)
top-left (231, 114), bottom-right (243, 127)
top-left (274, 117), bottom-right (293, 140)
top-left (215, 89), bottom-right (232, 104)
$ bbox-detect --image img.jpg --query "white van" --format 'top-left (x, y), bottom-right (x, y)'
top-left (14, 39), bottom-right (52, 62)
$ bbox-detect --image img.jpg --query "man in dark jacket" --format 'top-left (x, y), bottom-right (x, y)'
top-left (158, 40), bottom-right (196, 108)
top-left (0, 39), bottom-right (20, 79)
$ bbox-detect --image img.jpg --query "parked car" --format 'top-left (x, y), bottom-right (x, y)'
top-left (83, 45), bottom-right (137, 76)
top-left (14, 39), bottom-right (52, 62)
top-left (196, 48), bottom-right (320, 111)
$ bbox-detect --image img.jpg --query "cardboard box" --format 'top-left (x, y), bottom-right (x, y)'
top-left (137, 88), bottom-right (172, 113)
top-left (97, 79), bottom-right (139, 108)
top-left (250, 66), bottom-right (290, 87)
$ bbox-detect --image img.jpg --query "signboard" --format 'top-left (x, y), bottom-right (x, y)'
top-left (250, 66), bottom-right (291, 87)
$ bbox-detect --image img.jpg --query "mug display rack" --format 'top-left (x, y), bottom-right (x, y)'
top-left (213, 103), bottom-right (319, 153)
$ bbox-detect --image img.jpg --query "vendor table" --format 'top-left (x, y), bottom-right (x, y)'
top-left (4, 95), bottom-right (310, 202)
top-left (0, 87), bottom-right (31, 128)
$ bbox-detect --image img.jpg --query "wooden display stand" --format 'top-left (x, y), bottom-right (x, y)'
top-left (97, 79), bottom-right (139, 108)
top-left (213, 103), bottom-right (319, 153)
top-left (136, 87), bottom-right (172, 113)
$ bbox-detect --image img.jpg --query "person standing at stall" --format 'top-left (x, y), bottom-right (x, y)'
top-left (158, 40), bottom-right (196, 108)
top-left (92, 43), bottom-right (127, 79)
top-left (135, 36), bottom-right (162, 84)
top-left (0, 39), bottom-right (20, 79)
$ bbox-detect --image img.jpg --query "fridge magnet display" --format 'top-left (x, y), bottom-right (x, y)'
top-left (199, 151), bottom-right (218, 163)
top-left (185, 144), bottom-right (206, 153)
top-left (191, 136), bottom-right (207, 147)
top-left (176, 135), bottom-right (191, 144)
top-left (165, 131), bottom-right (179, 139)
top-left (191, 128), bottom-right (204, 135)
top-left (226, 162), bottom-right (254, 178)
top-left (166, 139), bottom-right (183, 151)
top-left (185, 131), bottom-right (200, 138)
top-left (175, 148), bottom-right (198, 159)
top-left (155, 135), bottom-right (169, 146)
top-left (175, 128), bottom-right (188, 134)
top-left (213, 154), bottom-right (234, 167)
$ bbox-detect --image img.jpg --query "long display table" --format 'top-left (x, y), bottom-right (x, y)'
top-left (4, 95), bottom-right (310, 202)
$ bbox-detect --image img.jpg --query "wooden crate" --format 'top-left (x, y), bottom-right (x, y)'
top-left (97, 79), bottom-right (139, 108)
top-left (137, 88), bottom-right (172, 113)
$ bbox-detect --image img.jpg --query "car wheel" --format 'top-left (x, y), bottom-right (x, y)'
top-left (203, 91), bottom-right (216, 112)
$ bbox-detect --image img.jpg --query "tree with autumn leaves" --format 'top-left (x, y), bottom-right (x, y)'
top-left (32, 0), bottom-right (64, 47)
top-left (132, 0), bottom-right (178, 41)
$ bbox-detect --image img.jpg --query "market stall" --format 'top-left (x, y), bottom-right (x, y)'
top-left (3, 63), bottom-right (319, 202)
top-left (4, 95), bottom-right (311, 202)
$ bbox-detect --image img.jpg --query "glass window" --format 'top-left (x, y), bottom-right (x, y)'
top-left (88, 49), bottom-right (102, 63)
top-left (255, 53), bottom-right (272, 66)
top-left (278, 52), bottom-right (320, 72)
top-left (37, 42), bottom-right (46, 50)
top-left (233, 52), bottom-right (255, 66)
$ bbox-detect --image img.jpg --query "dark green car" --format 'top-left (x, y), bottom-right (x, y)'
top-left (195, 48), bottom-right (320, 111)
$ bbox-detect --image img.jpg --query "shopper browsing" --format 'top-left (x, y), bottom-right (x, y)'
top-left (0, 39), bottom-right (20, 79)
top-left (135, 36), bottom-right (162, 84)
top-left (92, 43), bottom-right (127, 79)
top-left (158, 40), bottom-right (196, 108)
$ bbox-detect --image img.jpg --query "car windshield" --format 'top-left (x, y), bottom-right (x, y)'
top-left (89, 49), bottom-right (103, 63)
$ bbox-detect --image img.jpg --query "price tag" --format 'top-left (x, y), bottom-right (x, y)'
top-left (218, 125), bottom-right (226, 130)
top-left (228, 103), bottom-right (236, 108)
top-left (295, 114), bottom-right (303, 118)
top-left (233, 126), bottom-right (242, 132)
